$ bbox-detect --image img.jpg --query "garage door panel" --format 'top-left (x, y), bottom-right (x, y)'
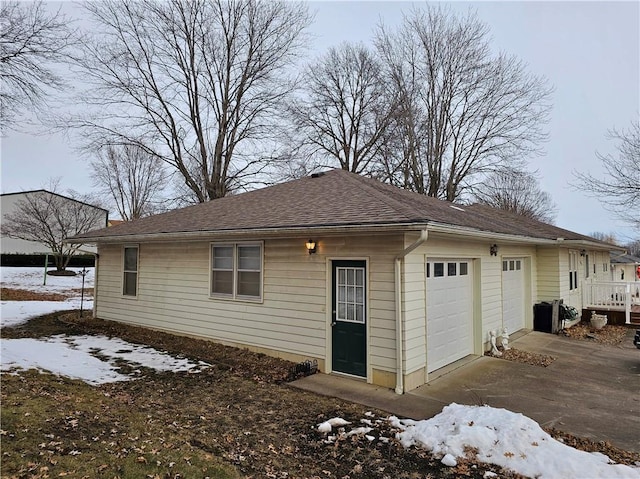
top-left (426, 259), bottom-right (473, 373)
top-left (502, 258), bottom-right (525, 333)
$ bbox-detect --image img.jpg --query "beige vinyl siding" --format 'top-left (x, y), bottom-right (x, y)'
top-left (96, 234), bottom-right (403, 377)
top-left (536, 247), bottom-right (561, 301)
top-left (401, 245), bottom-right (427, 375)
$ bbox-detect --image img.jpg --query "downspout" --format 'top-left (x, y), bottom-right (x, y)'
top-left (394, 229), bottom-right (429, 395)
top-left (93, 252), bottom-right (99, 319)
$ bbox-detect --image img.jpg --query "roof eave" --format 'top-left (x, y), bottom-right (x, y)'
top-left (425, 223), bottom-right (620, 250)
top-left (65, 222), bottom-right (429, 244)
top-left (67, 220), bottom-right (622, 252)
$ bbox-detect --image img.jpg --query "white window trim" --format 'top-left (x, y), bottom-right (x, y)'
top-left (569, 250), bottom-right (579, 291)
top-left (122, 244), bottom-right (139, 298)
top-left (210, 241), bottom-right (264, 302)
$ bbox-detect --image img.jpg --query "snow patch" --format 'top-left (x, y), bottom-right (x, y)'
top-left (1, 334), bottom-right (209, 385)
top-left (391, 403), bottom-right (640, 479)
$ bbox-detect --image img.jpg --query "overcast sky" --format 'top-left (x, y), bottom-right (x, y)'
top-left (1, 1), bottom-right (638, 241)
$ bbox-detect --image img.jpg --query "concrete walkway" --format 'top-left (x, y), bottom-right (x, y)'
top-left (291, 330), bottom-right (640, 453)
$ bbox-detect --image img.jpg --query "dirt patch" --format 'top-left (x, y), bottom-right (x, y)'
top-left (2, 311), bottom-right (306, 384)
top-left (543, 427), bottom-right (640, 467)
top-left (484, 347), bottom-right (556, 367)
top-left (0, 287), bottom-right (93, 301)
top-left (0, 287), bottom-right (70, 301)
top-left (561, 321), bottom-right (630, 345)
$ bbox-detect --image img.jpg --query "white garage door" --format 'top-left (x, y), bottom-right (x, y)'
top-left (502, 258), bottom-right (526, 334)
top-left (426, 259), bottom-right (474, 373)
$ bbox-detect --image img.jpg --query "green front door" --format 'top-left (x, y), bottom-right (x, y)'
top-left (331, 260), bottom-right (367, 377)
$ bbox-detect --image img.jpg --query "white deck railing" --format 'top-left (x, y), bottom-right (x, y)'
top-left (583, 281), bottom-right (640, 324)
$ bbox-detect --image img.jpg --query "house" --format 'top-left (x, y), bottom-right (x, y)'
top-left (610, 253), bottom-right (640, 283)
top-left (1, 190), bottom-right (108, 256)
top-left (68, 169), bottom-right (618, 393)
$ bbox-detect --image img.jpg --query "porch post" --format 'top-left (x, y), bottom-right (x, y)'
top-left (625, 283), bottom-right (631, 324)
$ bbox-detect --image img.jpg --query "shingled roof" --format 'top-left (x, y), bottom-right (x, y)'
top-left (68, 169), bottom-right (611, 247)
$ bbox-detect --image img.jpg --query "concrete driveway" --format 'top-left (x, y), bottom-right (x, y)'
top-left (292, 330), bottom-right (640, 453)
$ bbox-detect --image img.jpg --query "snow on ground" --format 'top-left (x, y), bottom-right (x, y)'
top-left (1, 300), bottom-right (93, 328)
top-left (1, 334), bottom-right (210, 385)
top-left (1, 266), bottom-right (94, 327)
top-left (1, 266), bottom-right (209, 385)
top-left (1, 266), bottom-right (94, 295)
top-left (318, 404), bottom-right (640, 479)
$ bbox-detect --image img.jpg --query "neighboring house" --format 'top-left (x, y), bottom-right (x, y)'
top-left (610, 253), bottom-right (640, 283)
top-left (68, 170), bottom-right (618, 393)
top-left (1, 190), bottom-right (108, 255)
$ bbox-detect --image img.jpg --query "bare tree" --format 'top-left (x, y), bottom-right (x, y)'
top-left (72, 0), bottom-right (310, 202)
top-left (375, 6), bottom-right (553, 201)
top-left (625, 239), bottom-right (640, 257)
top-left (588, 232), bottom-right (619, 245)
top-left (0, 1), bottom-right (77, 132)
top-left (90, 144), bottom-right (169, 221)
top-left (573, 121), bottom-right (640, 232)
top-left (471, 168), bottom-right (557, 223)
top-left (287, 42), bottom-right (396, 174)
top-left (3, 183), bottom-right (107, 271)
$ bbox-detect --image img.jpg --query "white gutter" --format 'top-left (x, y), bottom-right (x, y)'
top-left (394, 229), bottom-right (429, 395)
top-left (425, 223), bottom-right (559, 245)
top-left (65, 222), bottom-right (428, 245)
top-left (425, 223), bottom-right (622, 251)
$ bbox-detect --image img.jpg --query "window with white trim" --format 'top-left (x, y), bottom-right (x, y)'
top-left (123, 246), bottom-right (138, 296)
top-left (211, 243), bottom-right (262, 299)
top-left (569, 251), bottom-right (578, 290)
top-left (585, 254), bottom-right (590, 278)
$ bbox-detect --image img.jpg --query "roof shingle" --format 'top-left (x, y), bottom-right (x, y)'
top-left (69, 169), bottom-right (610, 246)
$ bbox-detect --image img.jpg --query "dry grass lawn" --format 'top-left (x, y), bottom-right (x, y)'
top-left (2, 310), bottom-right (639, 479)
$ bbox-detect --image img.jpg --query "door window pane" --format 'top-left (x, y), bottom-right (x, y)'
top-left (338, 285), bottom-right (346, 302)
top-left (460, 262), bottom-right (468, 276)
top-left (336, 266), bottom-right (365, 323)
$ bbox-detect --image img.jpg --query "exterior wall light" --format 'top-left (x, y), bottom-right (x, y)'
top-left (490, 244), bottom-right (498, 256)
top-left (580, 249), bottom-right (586, 257)
top-left (306, 239), bottom-right (317, 254)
